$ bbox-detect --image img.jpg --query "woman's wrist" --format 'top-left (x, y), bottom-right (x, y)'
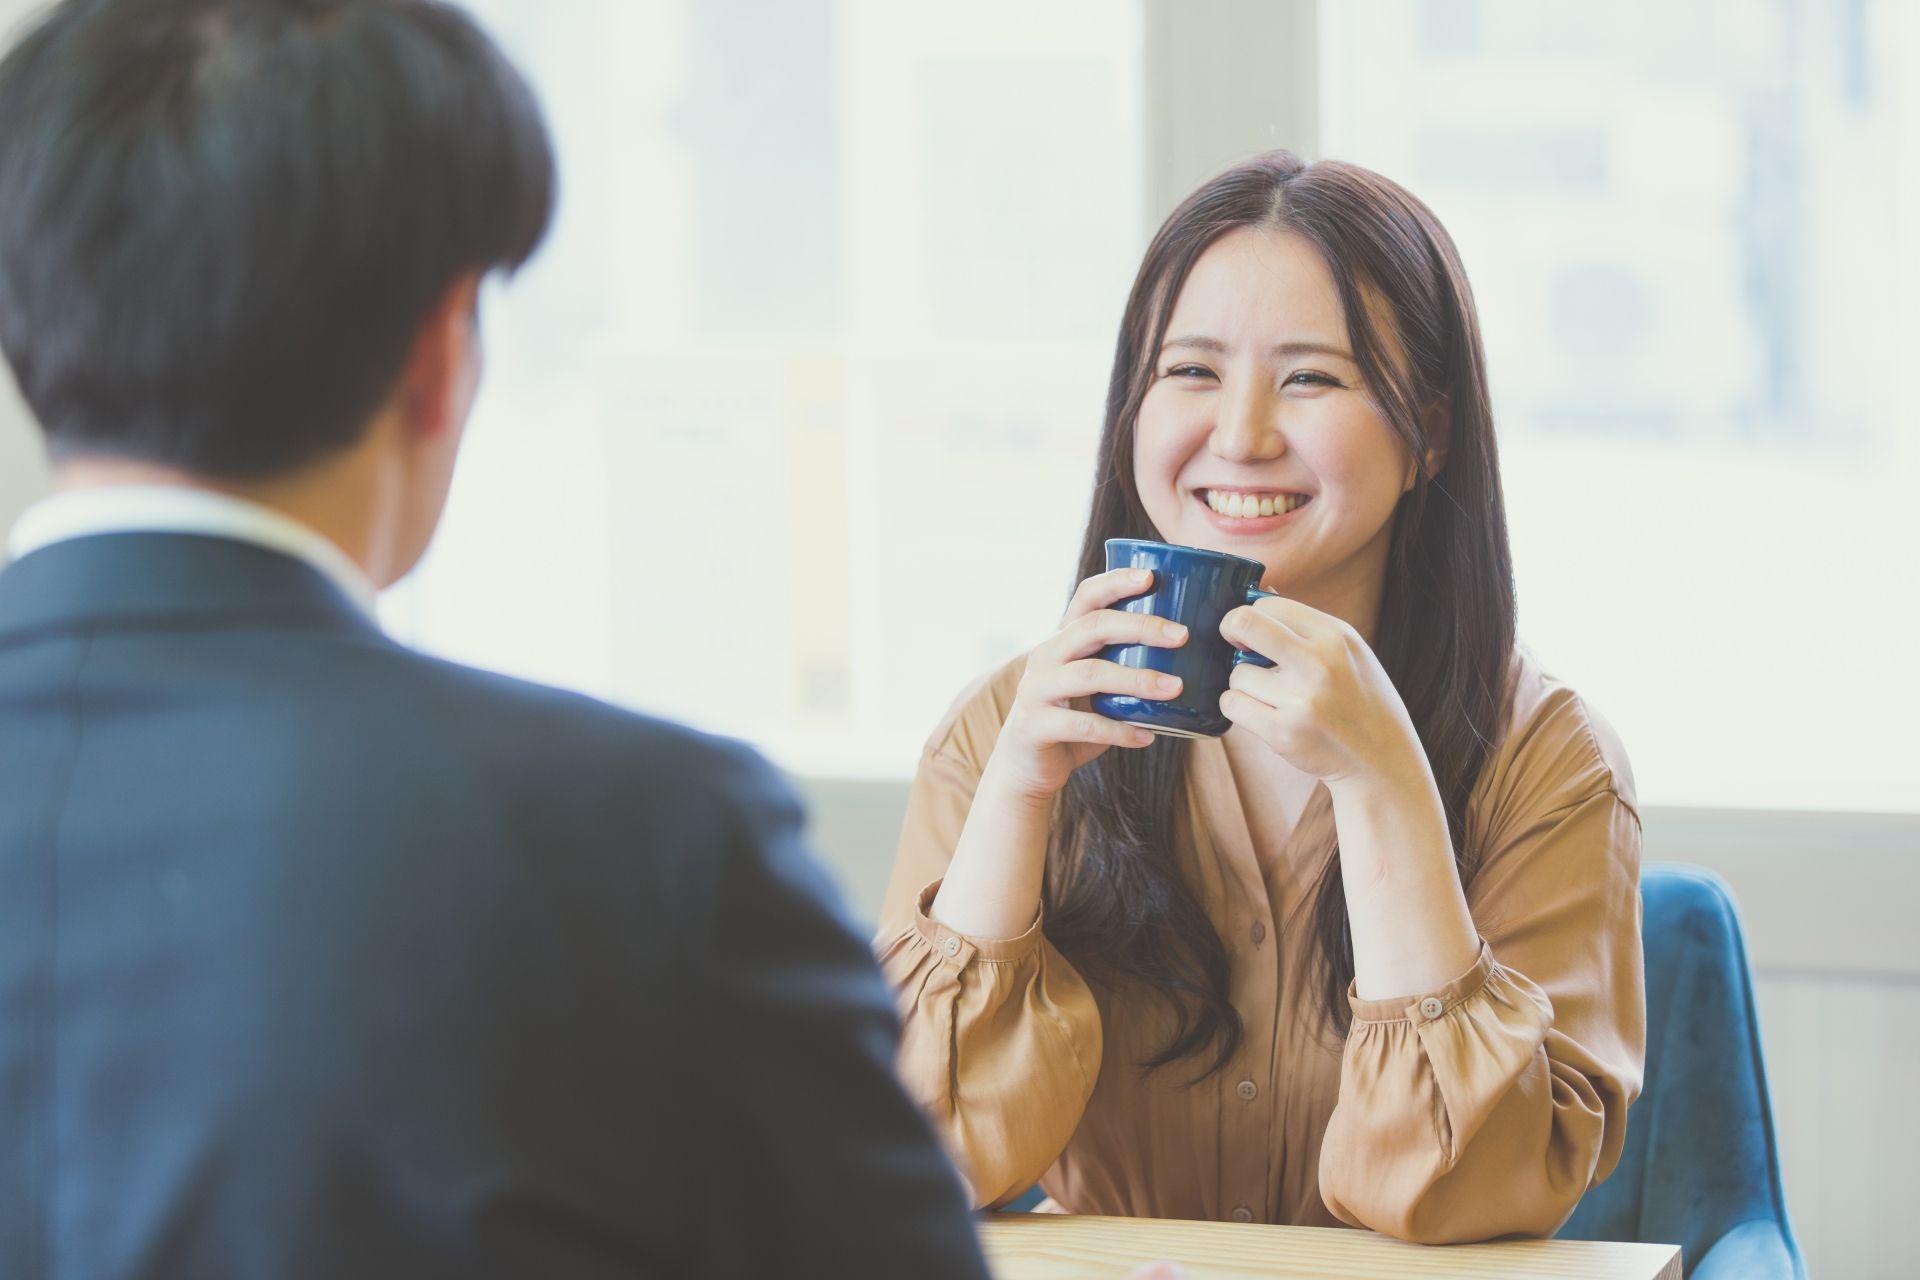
top-left (1324, 739), bottom-right (1456, 893)
top-left (1326, 736), bottom-right (1480, 1000)
top-left (1324, 729), bottom-right (1435, 810)
top-left (978, 748), bottom-right (1070, 811)
top-left (932, 754), bottom-right (1058, 941)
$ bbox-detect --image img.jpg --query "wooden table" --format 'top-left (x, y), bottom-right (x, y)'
top-left (981, 1214), bottom-right (1682, 1279)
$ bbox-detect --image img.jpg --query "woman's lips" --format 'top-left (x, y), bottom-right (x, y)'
top-left (1194, 487), bottom-right (1311, 533)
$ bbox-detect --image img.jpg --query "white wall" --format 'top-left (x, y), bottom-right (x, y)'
top-left (1, 366), bottom-right (49, 540)
top-left (1, 1), bottom-right (51, 536)
top-left (1142, 0), bottom-right (1319, 217)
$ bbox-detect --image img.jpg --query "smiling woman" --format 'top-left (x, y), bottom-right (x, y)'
top-left (1059, 160), bottom-right (1512, 1040)
top-left (875, 151), bottom-right (1644, 1246)
top-left (1135, 227), bottom-right (1447, 635)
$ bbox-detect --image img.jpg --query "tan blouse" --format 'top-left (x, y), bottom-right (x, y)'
top-left (875, 646), bottom-right (1645, 1245)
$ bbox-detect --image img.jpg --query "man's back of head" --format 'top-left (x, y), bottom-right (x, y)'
top-left (0, 0), bottom-right (552, 479)
top-left (0, 4), bottom-right (989, 1277)
top-left (1, 0), bottom-right (555, 583)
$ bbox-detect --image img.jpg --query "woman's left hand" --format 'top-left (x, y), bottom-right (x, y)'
top-left (1217, 596), bottom-right (1424, 787)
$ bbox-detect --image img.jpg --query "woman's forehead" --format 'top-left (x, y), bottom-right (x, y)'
top-left (1168, 228), bottom-right (1347, 341)
top-left (1165, 225), bottom-right (1407, 370)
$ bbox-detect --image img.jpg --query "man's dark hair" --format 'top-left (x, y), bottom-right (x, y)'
top-left (0, 0), bottom-right (554, 477)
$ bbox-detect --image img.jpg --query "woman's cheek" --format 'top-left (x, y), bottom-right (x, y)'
top-left (1294, 413), bottom-right (1397, 496)
top-left (1132, 413), bottom-right (1192, 495)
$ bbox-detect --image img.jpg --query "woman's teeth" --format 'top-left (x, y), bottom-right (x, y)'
top-left (1203, 490), bottom-right (1308, 518)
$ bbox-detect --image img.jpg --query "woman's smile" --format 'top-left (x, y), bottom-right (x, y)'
top-left (1194, 486), bottom-right (1313, 536)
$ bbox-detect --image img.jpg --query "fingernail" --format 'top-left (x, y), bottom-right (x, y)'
top-left (1153, 673), bottom-right (1181, 694)
top-left (1160, 620), bottom-right (1187, 640)
top-left (1133, 569), bottom-right (1152, 583)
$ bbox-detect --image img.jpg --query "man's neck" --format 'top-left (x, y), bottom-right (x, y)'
top-left (52, 452), bottom-right (399, 587)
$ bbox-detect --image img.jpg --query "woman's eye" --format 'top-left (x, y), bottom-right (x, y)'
top-left (1286, 370), bottom-right (1341, 389)
top-left (1163, 363), bottom-right (1216, 380)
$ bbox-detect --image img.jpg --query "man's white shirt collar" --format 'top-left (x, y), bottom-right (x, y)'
top-left (6, 485), bottom-right (380, 617)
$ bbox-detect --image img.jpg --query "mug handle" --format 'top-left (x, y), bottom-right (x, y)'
top-left (1231, 586), bottom-right (1278, 670)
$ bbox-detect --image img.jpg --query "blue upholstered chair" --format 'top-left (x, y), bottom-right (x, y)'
top-left (1558, 862), bottom-right (1805, 1278)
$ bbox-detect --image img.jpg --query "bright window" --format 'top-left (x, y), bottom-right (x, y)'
top-left (392, 0), bottom-right (1919, 810)
top-left (385, 0), bottom-right (1146, 775)
top-left (1318, 0), bottom-right (1920, 810)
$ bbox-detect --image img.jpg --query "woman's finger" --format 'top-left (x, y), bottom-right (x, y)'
top-left (1063, 567), bottom-right (1155, 622)
top-left (1027, 657), bottom-right (1182, 705)
top-left (1224, 667), bottom-right (1307, 727)
top-left (1032, 608), bottom-right (1187, 669)
top-left (1021, 704), bottom-right (1156, 750)
top-left (1226, 659), bottom-right (1296, 706)
top-left (1247, 592), bottom-right (1342, 640)
top-left (1221, 603), bottom-right (1309, 662)
top-left (1219, 686), bottom-right (1288, 744)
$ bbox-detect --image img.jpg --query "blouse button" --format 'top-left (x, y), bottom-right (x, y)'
top-left (1419, 996), bottom-right (1446, 1020)
top-left (942, 937), bottom-right (961, 957)
top-left (1230, 1206), bottom-right (1254, 1223)
top-left (1235, 1079), bottom-right (1257, 1101)
top-left (1249, 921), bottom-right (1267, 945)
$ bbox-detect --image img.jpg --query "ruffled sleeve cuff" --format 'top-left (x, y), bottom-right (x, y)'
top-left (873, 878), bottom-right (1102, 1209)
top-left (1341, 942), bottom-right (1554, 1164)
top-left (1347, 941), bottom-right (1504, 1023)
top-left (905, 878), bottom-right (1048, 967)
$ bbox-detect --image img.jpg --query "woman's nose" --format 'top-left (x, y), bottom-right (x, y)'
top-left (1209, 383), bottom-right (1287, 463)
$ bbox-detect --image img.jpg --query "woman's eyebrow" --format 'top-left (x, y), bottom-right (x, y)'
top-left (1270, 340), bottom-right (1355, 361)
top-left (1159, 333), bottom-right (1228, 353)
top-left (1159, 333), bottom-right (1355, 362)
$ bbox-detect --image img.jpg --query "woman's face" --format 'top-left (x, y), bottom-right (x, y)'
top-left (1132, 227), bottom-right (1424, 623)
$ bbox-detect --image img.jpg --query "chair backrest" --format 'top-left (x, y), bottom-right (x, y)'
top-left (1558, 862), bottom-right (1805, 1277)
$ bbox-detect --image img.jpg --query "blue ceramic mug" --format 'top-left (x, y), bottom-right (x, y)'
top-left (1092, 538), bottom-right (1277, 738)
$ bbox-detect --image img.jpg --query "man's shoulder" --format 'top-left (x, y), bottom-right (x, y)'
top-left (386, 643), bottom-right (728, 745)
top-left (304, 636), bottom-right (793, 827)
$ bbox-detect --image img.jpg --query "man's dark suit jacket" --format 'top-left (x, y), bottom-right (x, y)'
top-left (0, 531), bottom-right (989, 1279)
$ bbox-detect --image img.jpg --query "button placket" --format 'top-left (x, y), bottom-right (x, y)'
top-left (1198, 782), bottom-right (1283, 1241)
top-left (1223, 971), bottom-right (1276, 1227)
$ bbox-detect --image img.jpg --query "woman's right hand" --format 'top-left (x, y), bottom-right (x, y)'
top-left (985, 567), bottom-right (1189, 802)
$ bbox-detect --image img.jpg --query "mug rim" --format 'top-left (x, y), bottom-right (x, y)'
top-left (1104, 537), bottom-right (1266, 575)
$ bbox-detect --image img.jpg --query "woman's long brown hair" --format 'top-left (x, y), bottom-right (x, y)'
top-left (1044, 151), bottom-right (1516, 1078)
